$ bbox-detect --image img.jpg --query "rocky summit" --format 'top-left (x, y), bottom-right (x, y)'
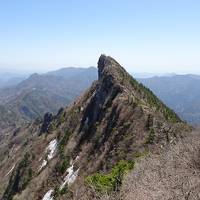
top-left (0, 55), bottom-right (190, 200)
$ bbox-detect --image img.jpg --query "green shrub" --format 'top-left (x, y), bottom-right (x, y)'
top-left (58, 132), bottom-right (70, 158)
top-left (53, 186), bottom-right (59, 198)
top-left (86, 160), bottom-right (134, 193)
top-left (53, 186), bottom-right (66, 198)
top-left (59, 185), bottom-right (68, 195)
top-left (146, 128), bottom-right (155, 144)
top-left (28, 168), bottom-right (33, 179)
top-left (48, 121), bottom-right (57, 131)
top-left (56, 156), bottom-right (70, 174)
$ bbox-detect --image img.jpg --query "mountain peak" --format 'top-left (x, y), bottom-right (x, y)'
top-left (97, 54), bottom-right (125, 80)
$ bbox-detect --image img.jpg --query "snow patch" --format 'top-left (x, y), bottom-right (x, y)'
top-left (75, 156), bottom-right (80, 161)
top-left (39, 160), bottom-right (47, 171)
top-left (60, 165), bottom-right (79, 189)
top-left (60, 156), bottom-right (80, 189)
top-left (42, 189), bottom-right (54, 200)
top-left (47, 139), bottom-right (57, 160)
top-left (39, 139), bottom-right (57, 171)
top-left (5, 164), bottom-right (15, 177)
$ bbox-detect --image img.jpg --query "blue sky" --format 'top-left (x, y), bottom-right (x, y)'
top-left (0, 0), bottom-right (200, 73)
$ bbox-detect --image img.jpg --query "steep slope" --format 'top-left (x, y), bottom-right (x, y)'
top-left (1, 55), bottom-right (190, 200)
top-left (139, 75), bottom-right (200, 125)
top-left (0, 67), bottom-right (97, 129)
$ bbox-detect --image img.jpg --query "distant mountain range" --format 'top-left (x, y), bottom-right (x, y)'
top-left (0, 66), bottom-right (200, 133)
top-left (132, 72), bottom-right (177, 78)
top-left (0, 67), bottom-right (97, 130)
top-left (0, 73), bottom-right (28, 88)
top-left (139, 74), bottom-right (200, 125)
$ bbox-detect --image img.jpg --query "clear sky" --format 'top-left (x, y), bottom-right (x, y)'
top-left (0, 0), bottom-right (200, 74)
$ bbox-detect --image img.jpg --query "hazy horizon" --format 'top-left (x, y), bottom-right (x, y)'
top-left (2, 61), bottom-right (200, 75)
top-left (0, 1), bottom-right (200, 74)
top-left (1, 66), bottom-right (200, 79)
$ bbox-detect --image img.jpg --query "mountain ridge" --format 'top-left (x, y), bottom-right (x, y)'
top-left (1, 55), bottom-right (190, 200)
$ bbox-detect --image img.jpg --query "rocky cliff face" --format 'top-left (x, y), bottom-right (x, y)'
top-left (1, 55), bottom-right (190, 200)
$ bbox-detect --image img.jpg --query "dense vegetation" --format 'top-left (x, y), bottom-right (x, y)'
top-left (86, 160), bottom-right (134, 193)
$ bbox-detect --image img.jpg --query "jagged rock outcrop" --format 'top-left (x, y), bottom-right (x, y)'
top-left (40, 112), bottom-right (53, 134)
top-left (1, 55), bottom-right (190, 200)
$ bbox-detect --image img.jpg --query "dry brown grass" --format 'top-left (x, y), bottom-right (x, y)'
top-left (120, 131), bottom-right (200, 200)
top-left (79, 131), bottom-right (200, 200)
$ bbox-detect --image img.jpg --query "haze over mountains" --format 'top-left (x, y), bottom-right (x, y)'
top-left (1, 55), bottom-right (200, 200)
top-left (0, 73), bottom-right (28, 88)
top-left (1, 0), bottom-right (200, 199)
top-left (0, 67), bottom-right (97, 130)
top-left (139, 75), bottom-right (200, 125)
top-left (0, 55), bottom-right (191, 200)
top-left (0, 65), bottom-right (200, 136)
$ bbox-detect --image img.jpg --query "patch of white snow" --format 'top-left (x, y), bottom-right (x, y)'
top-left (39, 160), bottom-right (47, 171)
top-left (60, 156), bottom-right (80, 189)
top-left (75, 156), bottom-right (80, 161)
top-left (42, 189), bottom-right (54, 200)
top-left (47, 139), bottom-right (57, 160)
top-left (5, 164), bottom-right (15, 177)
top-left (39, 139), bottom-right (57, 171)
top-left (60, 165), bottom-right (79, 189)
